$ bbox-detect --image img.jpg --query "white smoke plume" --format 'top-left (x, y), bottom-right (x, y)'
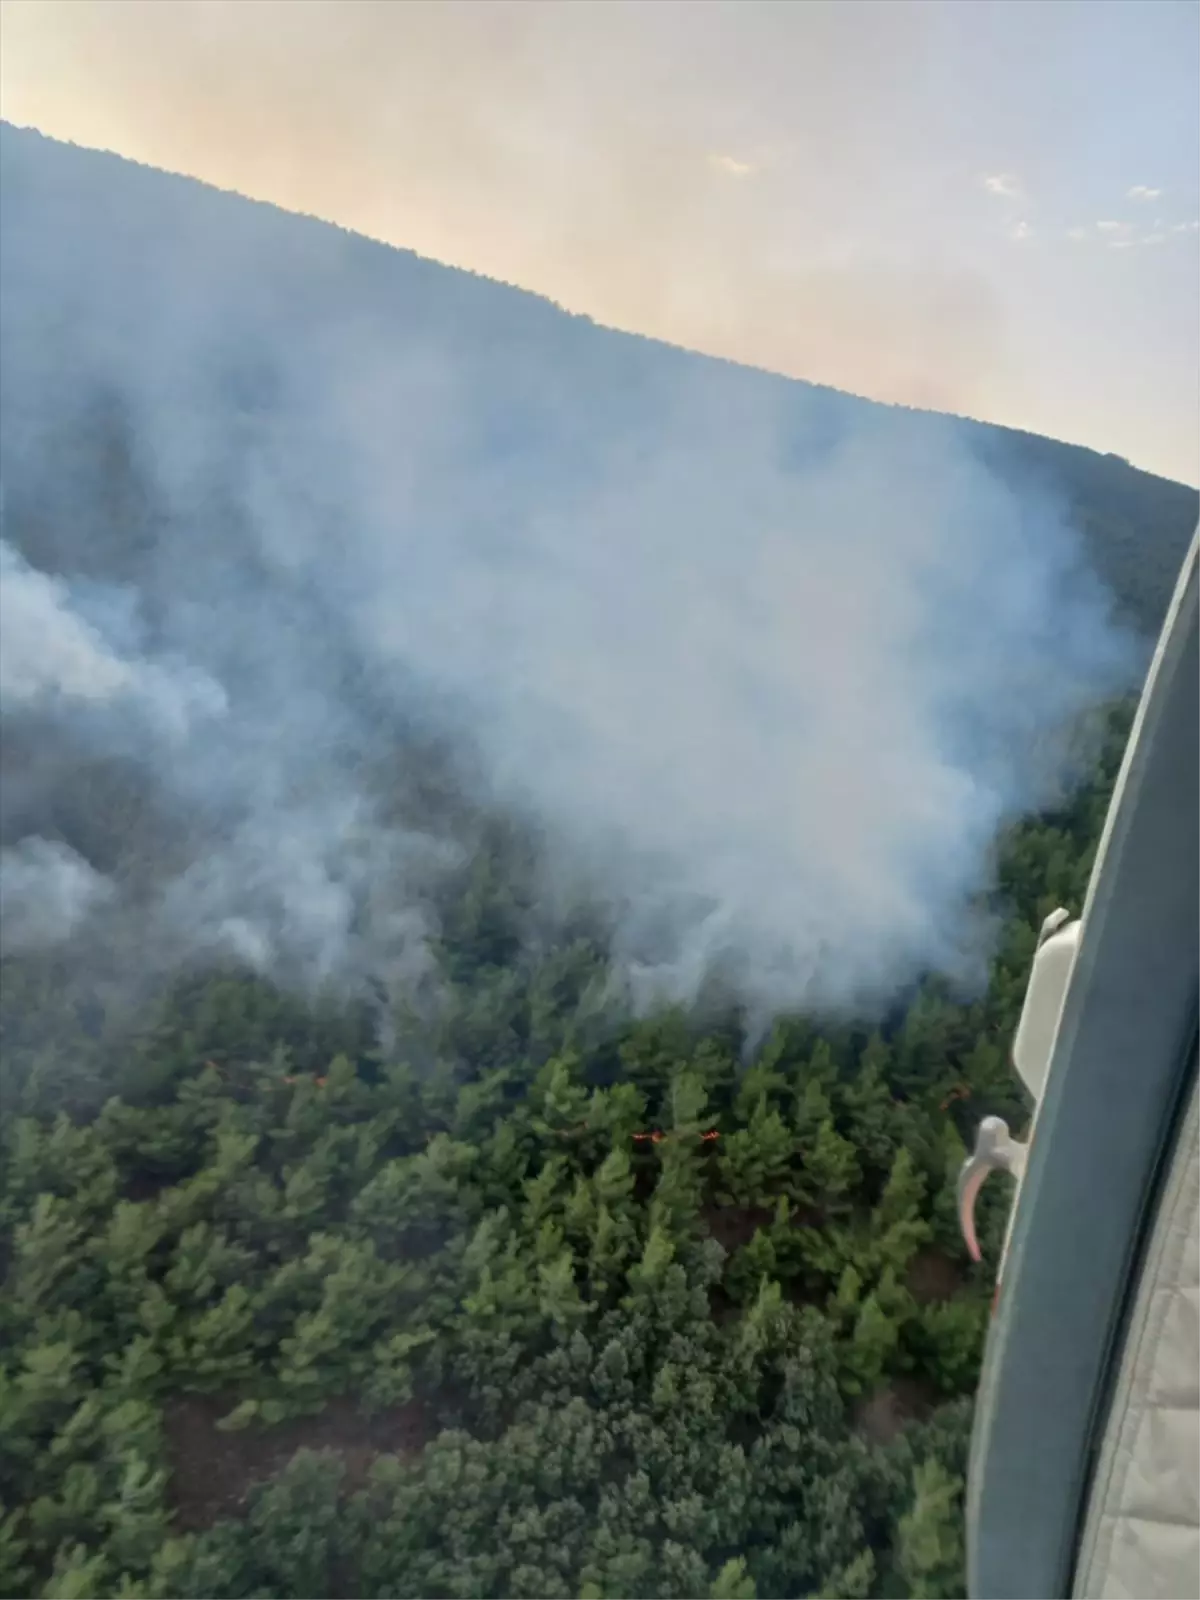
top-left (0, 125), bottom-right (1141, 1025)
top-left (0, 536), bottom-right (228, 741)
top-left (0, 835), bottom-right (115, 953)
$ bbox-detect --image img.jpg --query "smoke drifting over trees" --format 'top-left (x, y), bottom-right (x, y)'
top-left (0, 124), bottom-right (1171, 1032)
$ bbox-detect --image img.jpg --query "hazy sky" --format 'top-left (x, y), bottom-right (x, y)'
top-left (1, 0), bottom-right (1197, 484)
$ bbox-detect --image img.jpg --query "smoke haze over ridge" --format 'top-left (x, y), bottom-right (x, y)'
top-left (0, 125), bottom-right (1142, 1032)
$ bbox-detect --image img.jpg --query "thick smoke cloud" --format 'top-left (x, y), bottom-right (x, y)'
top-left (0, 127), bottom-right (1139, 1028)
top-left (0, 836), bottom-right (114, 954)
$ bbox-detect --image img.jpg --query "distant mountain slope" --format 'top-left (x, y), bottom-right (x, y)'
top-left (1, 121), bottom-right (1195, 638)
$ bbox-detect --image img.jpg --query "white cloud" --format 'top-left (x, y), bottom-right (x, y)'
top-left (982, 172), bottom-right (1023, 199)
top-left (1009, 219), bottom-right (1032, 243)
top-left (1095, 219), bottom-right (1128, 233)
top-left (1065, 226), bottom-right (1088, 242)
top-left (1140, 233), bottom-right (1166, 247)
top-left (707, 153), bottom-right (756, 178)
top-left (1108, 239), bottom-right (1134, 250)
top-left (1127, 185), bottom-right (1162, 202)
top-left (1170, 220), bottom-right (1199, 233)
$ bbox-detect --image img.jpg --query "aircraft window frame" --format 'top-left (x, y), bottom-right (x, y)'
top-left (966, 533), bottom-right (1199, 1600)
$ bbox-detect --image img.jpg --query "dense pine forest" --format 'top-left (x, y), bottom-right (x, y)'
top-left (0, 695), bottom-right (1138, 1600)
top-left (1, 124), bottom-right (1198, 1600)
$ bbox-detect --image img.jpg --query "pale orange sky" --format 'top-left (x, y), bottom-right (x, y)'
top-left (2, 0), bottom-right (1198, 484)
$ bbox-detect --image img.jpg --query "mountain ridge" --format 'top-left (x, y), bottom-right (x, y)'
top-left (3, 117), bottom-right (1197, 510)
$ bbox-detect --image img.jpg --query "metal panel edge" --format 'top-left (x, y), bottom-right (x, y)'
top-left (967, 531), bottom-right (1200, 1599)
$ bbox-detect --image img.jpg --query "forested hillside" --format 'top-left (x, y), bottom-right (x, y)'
top-left (0, 122), bottom-right (1196, 1600)
top-left (0, 700), bottom-right (1138, 1600)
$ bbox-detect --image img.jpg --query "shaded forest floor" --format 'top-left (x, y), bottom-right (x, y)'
top-left (164, 1396), bottom-right (435, 1533)
top-left (162, 1371), bottom-right (946, 1534)
top-left (855, 1379), bottom-right (941, 1446)
top-left (905, 1248), bottom-right (966, 1306)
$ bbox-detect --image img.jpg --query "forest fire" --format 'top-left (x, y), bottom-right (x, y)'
top-left (633, 1129), bottom-right (721, 1143)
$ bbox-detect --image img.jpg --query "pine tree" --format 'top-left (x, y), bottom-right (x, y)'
top-left (894, 1457), bottom-right (965, 1599)
top-left (717, 1100), bottom-right (796, 1208)
top-left (711, 1555), bottom-right (757, 1598)
top-left (869, 1145), bottom-right (932, 1276)
top-left (797, 1118), bottom-right (860, 1212)
top-left (726, 1226), bottom-right (779, 1305)
top-left (531, 1054), bottom-right (590, 1138)
top-left (844, 1293), bottom-right (897, 1394)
